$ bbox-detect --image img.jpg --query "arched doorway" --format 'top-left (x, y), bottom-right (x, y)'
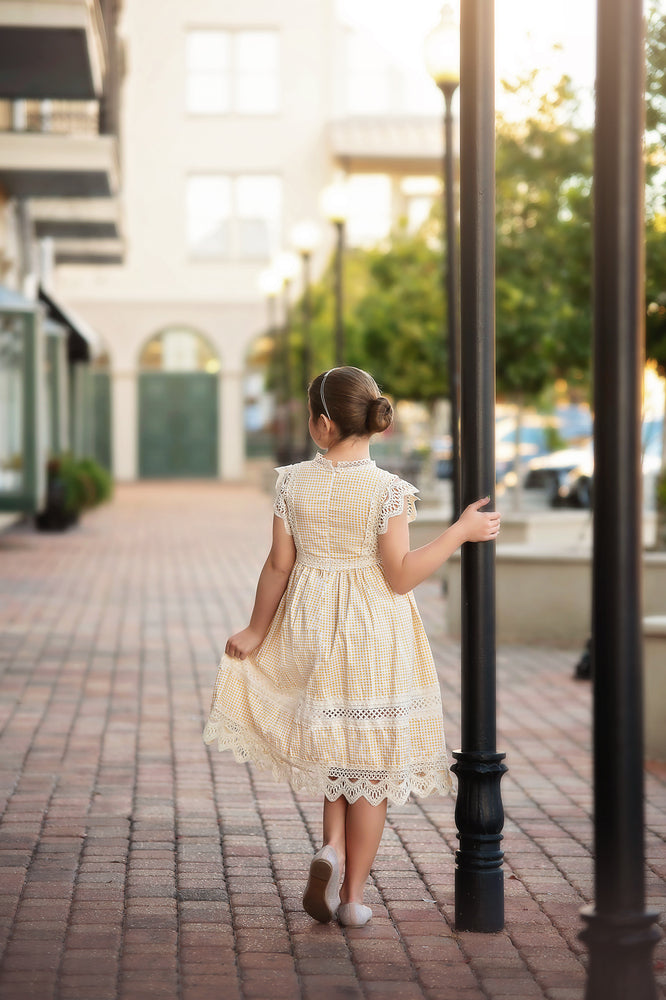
top-left (138, 328), bottom-right (220, 478)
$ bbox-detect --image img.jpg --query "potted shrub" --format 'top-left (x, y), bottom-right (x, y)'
top-left (35, 455), bottom-right (113, 531)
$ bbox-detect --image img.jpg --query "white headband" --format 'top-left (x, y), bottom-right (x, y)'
top-left (320, 368), bottom-right (340, 419)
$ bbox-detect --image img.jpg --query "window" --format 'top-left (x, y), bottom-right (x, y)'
top-left (186, 32), bottom-right (230, 114)
top-left (139, 329), bottom-right (220, 374)
top-left (186, 174), bottom-right (282, 259)
top-left (186, 29), bottom-right (279, 115)
top-left (236, 175), bottom-right (282, 258)
top-left (186, 175), bottom-right (232, 256)
top-left (236, 31), bottom-right (279, 114)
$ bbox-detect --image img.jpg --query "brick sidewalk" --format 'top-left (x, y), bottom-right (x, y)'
top-left (0, 482), bottom-right (664, 1000)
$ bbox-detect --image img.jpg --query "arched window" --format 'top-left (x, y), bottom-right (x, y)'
top-left (139, 328), bottom-right (220, 373)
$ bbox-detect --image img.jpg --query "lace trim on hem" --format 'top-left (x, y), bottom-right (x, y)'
top-left (218, 656), bottom-right (444, 730)
top-left (308, 691), bottom-right (444, 728)
top-left (202, 716), bottom-right (453, 805)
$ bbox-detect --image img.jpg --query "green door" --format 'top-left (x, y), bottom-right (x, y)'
top-left (139, 372), bottom-right (218, 477)
top-left (93, 371), bottom-right (112, 471)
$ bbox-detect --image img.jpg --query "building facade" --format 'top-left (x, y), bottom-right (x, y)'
top-left (1, 0), bottom-right (445, 488)
top-left (0, 0), bottom-right (123, 520)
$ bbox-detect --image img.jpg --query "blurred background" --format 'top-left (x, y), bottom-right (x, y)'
top-left (0, 0), bottom-right (664, 536)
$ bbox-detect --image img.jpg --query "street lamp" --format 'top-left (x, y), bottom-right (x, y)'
top-left (425, 3), bottom-right (461, 521)
top-left (291, 219), bottom-right (321, 390)
top-left (579, 0), bottom-right (661, 994)
top-left (273, 250), bottom-right (300, 463)
top-left (291, 220), bottom-right (321, 459)
top-left (258, 268), bottom-right (282, 459)
top-left (321, 180), bottom-right (348, 366)
top-left (452, 0), bottom-right (507, 935)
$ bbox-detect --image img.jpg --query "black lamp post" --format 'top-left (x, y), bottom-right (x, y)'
top-left (259, 267), bottom-right (282, 460)
top-left (291, 220), bottom-right (321, 391)
top-left (321, 181), bottom-right (348, 367)
top-left (452, 0), bottom-right (507, 934)
top-left (425, 3), bottom-right (461, 521)
top-left (580, 0), bottom-right (661, 994)
top-left (273, 251), bottom-right (300, 464)
top-left (291, 220), bottom-right (321, 458)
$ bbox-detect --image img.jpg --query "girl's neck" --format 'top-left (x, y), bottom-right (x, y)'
top-left (323, 436), bottom-right (371, 465)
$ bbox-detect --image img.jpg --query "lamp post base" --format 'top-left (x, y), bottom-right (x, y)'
top-left (580, 906), bottom-right (661, 1000)
top-left (451, 750), bottom-right (507, 933)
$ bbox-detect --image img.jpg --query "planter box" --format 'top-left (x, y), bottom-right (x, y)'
top-left (411, 508), bottom-right (656, 549)
top-left (442, 547), bottom-right (666, 646)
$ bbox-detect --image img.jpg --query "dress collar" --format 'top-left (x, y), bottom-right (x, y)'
top-left (314, 451), bottom-right (375, 471)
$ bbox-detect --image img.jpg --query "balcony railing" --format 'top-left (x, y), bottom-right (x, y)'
top-left (0, 100), bottom-right (100, 136)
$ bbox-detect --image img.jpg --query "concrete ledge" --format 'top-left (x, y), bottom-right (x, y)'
top-left (644, 616), bottom-right (666, 762)
top-left (443, 547), bottom-right (666, 646)
top-left (411, 507), bottom-right (656, 549)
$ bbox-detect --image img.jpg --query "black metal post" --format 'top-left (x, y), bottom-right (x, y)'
top-left (440, 82), bottom-right (461, 522)
top-left (301, 250), bottom-right (312, 392)
top-left (282, 281), bottom-right (293, 464)
top-left (334, 220), bottom-right (345, 366)
top-left (451, 0), bottom-right (506, 934)
top-left (301, 250), bottom-right (313, 458)
top-left (267, 293), bottom-right (281, 461)
top-left (579, 0), bottom-right (661, 993)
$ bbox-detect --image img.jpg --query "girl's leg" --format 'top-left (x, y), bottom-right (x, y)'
top-left (340, 797), bottom-right (387, 905)
top-left (322, 796), bottom-right (347, 870)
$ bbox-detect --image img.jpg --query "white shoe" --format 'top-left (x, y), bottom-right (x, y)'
top-left (338, 902), bottom-right (372, 927)
top-left (302, 845), bottom-right (341, 923)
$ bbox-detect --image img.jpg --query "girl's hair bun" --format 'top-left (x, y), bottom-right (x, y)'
top-left (366, 395), bottom-right (393, 434)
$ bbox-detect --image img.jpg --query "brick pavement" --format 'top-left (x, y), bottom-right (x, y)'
top-left (0, 481), bottom-right (664, 1000)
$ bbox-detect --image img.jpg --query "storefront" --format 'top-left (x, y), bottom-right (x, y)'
top-left (0, 286), bottom-right (46, 515)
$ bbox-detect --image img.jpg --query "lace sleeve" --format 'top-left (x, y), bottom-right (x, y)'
top-left (377, 476), bottom-right (419, 534)
top-left (273, 465), bottom-right (293, 535)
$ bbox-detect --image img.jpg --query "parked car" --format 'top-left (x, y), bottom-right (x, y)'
top-left (435, 406), bottom-right (591, 483)
top-left (528, 417), bottom-right (663, 509)
top-left (523, 445), bottom-right (593, 505)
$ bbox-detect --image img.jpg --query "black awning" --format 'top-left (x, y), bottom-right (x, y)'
top-left (39, 284), bottom-right (104, 362)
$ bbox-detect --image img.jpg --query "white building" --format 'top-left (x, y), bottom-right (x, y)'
top-left (2, 0), bottom-right (446, 483)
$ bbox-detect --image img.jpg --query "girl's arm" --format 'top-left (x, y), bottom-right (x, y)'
top-left (378, 497), bottom-right (500, 596)
top-left (225, 515), bottom-right (296, 659)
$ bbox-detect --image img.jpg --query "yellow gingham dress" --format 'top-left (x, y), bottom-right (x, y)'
top-left (203, 452), bottom-right (453, 805)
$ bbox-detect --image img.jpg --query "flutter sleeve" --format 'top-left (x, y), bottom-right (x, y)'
top-left (377, 476), bottom-right (419, 534)
top-left (273, 465), bottom-right (294, 535)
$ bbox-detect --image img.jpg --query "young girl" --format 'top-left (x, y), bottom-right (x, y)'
top-left (203, 367), bottom-right (500, 928)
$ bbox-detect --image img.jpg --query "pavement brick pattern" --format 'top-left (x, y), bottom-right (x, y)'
top-left (0, 481), bottom-right (664, 1000)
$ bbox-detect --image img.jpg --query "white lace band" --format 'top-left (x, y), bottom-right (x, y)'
top-left (320, 368), bottom-right (339, 419)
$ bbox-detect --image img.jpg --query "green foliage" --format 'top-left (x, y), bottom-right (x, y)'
top-left (646, 1), bottom-right (666, 190)
top-left (495, 74), bottom-right (593, 403)
top-left (47, 454), bottom-right (113, 512)
top-left (76, 458), bottom-right (114, 506)
top-left (265, 24), bottom-right (666, 410)
top-left (544, 424), bottom-right (567, 454)
top-left (646, 3), bottom-right (666, 376)
top-left (353, 228), bottom-right (446, 402)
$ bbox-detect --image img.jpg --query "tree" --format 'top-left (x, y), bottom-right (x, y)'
top-left (494, 74), bottom-right (593, 504)
top-left (269, 74), bottom-right (596, 489)
top-left (352, 225), bottom-right (446, 403)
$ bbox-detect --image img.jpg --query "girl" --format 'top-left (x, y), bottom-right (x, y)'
top-left (203, 367), bottom-right (500, 928)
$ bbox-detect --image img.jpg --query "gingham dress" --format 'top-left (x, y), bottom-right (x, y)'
top-left (203, 452), bottom-right (453, 805)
